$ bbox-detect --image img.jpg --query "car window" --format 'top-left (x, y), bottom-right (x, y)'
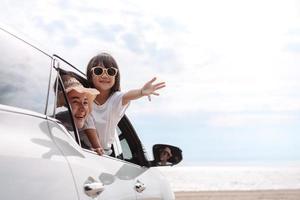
top-left (48, 57), bottom-right (89, 146)
top-left (117, 127), bottom-right (133, 160)
top-left (0, 29), bottom-right (52, 114)
top-left (48, 70), bottom-right (78, 142)
top-left (116, 116), bottom-right (150, 166)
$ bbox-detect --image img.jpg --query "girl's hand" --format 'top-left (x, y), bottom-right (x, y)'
top-left (122, 77), bottom-right (166, 105)
top-left (141, 77), bottom-right (166, 101)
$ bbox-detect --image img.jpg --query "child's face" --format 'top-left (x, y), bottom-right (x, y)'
top-left (67, 90), bottom-right (89, 129)
top-left (91, 67), bottom-right (116, 92)
top-left (160, 148), bottom-right (172, 162)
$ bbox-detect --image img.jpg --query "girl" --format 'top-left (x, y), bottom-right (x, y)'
top-left (81, 53), bottom-right (165, 155)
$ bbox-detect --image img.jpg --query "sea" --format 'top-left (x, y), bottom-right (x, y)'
top-left (158, 162), bottom-right (300, 191)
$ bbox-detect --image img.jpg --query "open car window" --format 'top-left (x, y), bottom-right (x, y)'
top-left (46, 56), bottom-right (88, 146)
top-left (47, 68), bottom-right (78, 142)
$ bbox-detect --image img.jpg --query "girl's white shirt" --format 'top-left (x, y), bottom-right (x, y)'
top-left (81, 91), bottom-right (129, 149)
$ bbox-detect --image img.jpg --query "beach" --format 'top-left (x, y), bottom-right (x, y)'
top-left (157, 165), bottom-right (300, 199)
top-left (175, 189), bottom-right (300, 200)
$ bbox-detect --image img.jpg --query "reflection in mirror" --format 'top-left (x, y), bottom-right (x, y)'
top-left (152, 144), bottom-right (182, 166)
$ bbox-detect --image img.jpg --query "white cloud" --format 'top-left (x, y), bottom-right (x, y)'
top-left (207, 113), bottom-right (298, 127)
top-left (1, 0), bottom-right (300, 116)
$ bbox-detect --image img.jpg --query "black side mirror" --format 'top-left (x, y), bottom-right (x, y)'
top-left (152, 144), bottom-right (182, 166)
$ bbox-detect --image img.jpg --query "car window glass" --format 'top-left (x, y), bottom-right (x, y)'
top-left (117, 127), bottom-right (133, 160)
top-left (0, 30), bottom-right (52, 114)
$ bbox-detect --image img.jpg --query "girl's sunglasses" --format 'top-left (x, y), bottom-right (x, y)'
top-left (91, 66), bottom-right (118, 77)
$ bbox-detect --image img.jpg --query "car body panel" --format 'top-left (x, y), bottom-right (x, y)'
top-left (47, 119), bottom-right (138, 200)
top-left (135, 167), bottom-right (175, 200)
top-left (0, 108), bottom-right (78, 200)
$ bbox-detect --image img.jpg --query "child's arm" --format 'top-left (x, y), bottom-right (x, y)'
top-left (84, 129), bottom-right (104, 156)
top-left (122, 77), bottom-right (166, 105)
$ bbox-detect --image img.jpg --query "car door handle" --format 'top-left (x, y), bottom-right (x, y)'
top-left (84, 177), bottom-right (105, 198)
top-left (135, 180), bottom-right (146, 193)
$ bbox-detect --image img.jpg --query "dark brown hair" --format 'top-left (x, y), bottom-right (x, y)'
top-left (86, 53), bottom-right (121, 96)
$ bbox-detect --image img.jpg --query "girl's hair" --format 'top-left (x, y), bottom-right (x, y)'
top-left (86, 53), bottom-right (121, 96)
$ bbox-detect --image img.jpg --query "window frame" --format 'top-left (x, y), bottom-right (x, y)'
top-left (116, 115), bottom-right (150, 167)
top-left (55, 72), bottom-right (82, 145)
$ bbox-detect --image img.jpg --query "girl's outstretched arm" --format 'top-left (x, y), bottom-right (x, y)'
top-left (122, 77), bottom-right (166, 105)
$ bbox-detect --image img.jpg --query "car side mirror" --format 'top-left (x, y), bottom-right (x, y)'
top-left (152, 144), bottom-right (182, 166)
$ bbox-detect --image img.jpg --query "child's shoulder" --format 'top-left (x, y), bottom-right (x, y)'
top-left (109, 91), bottom-right (124, 103)
top-left (111, 91), bottom-right (123, 98)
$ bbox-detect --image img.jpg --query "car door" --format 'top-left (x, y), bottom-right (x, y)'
top-left (47, 119), bottom-right (138, 200)
top-left (116, 117), bottom-right (175, 200)
top-left (0, 109), bottom-right (79, 200)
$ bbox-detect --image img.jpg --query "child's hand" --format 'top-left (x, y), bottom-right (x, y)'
top-left (141, 77), bottom-right (166, 101)
top-left (93, 147), bottom-right (104, 156)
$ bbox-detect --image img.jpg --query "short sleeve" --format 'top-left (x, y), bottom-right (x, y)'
top-left (81, 114), bottom-right (96, 131)
top-left (111, 92), bottom-right (130, 119)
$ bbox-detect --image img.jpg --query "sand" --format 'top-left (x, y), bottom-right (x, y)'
top-left (175, 189), bottom-right (300, 200)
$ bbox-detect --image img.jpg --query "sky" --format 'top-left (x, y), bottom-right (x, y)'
top-left (1, 0), bottom-right (300, 165)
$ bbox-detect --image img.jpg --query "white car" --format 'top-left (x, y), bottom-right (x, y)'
top-left (0, 25), bottom-right (182, 200)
